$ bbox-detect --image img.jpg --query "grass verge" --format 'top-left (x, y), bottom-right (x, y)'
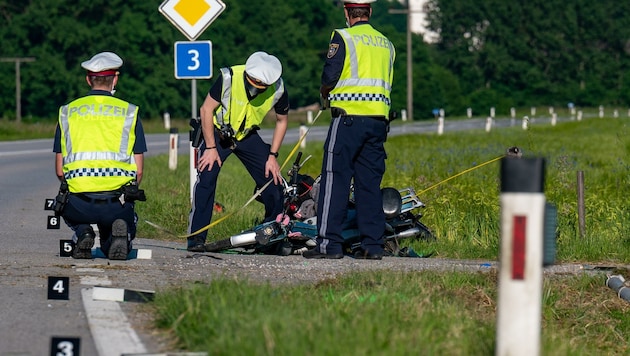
top-left (150, 270), bottom-right (630, 354)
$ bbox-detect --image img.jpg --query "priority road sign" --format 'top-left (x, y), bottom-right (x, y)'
top-left (174, 41), bottom-right (212, 79)
top-left (159, 0), bottom-right (226, 41)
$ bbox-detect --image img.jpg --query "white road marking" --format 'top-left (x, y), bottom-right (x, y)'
top-left (81, 287), bottom-right (148, 356)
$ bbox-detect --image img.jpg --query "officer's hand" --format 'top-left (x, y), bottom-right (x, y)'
top-left (265, 156), bottom-right (282, 185)
top-left (319, 92), bottom-right (330, 110)
top-left (198, 147), bottom-right (221, 172)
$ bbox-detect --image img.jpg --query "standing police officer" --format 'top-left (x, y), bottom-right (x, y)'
top-left (303, 0), bottom-right (395, 259)
top-left (187, 51), bottom-right (289, 251)
top-left (53, 52), bottom-right (147, 260)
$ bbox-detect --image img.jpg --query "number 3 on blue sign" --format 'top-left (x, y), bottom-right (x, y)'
top-left (174, 41), bottom-right (212, 79)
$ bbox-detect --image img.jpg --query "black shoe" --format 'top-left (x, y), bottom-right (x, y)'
top-left (187, 236), bottom-right (206, 252)
top-left (302, 248), bottom-right (343, 259)
top-left (108, 219), bottom-right (129, 260)
top-left (353, 248), bottom-right (383, 260)
top-left (73, 227), bottom-right (95, 259)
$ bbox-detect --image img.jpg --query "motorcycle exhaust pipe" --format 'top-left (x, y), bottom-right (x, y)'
top-left (229, 232), bottom-right (257, 247)
top-left (388, 227), bottom-right (421, 240)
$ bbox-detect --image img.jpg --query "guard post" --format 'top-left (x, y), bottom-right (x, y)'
top-left (496, 157), bottom-right (546, 356)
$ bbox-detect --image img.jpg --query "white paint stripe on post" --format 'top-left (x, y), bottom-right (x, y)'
top-left (82, 288), bottom-right (148, 356)
top-left (190, 142), bottom-right (197, 203)
top-left (496, 157), bottom-right (546, 356)
top-left (168, 128), bottom-right (178, 170)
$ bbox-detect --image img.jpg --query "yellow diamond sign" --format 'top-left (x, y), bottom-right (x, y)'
top-left (159, 0), bottom-right (226, 41)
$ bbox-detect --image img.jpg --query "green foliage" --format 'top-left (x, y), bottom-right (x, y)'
top-left (426, 0), bottom-right (630, 114)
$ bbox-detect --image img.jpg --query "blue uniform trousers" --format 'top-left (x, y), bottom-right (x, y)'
top-left (62, 193), bottom-right (136, 252)
top-left (316, 115), bottom-right (388, 255)
top-left (188, 129), bottom-right (284, 244)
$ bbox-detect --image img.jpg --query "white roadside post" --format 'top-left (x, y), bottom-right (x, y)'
top-left (299, 124), bottom-right (307, 149)
top-left (522, 116), bottom-right (529, 130)
top-left (168, 128), bottom-right (178, 170)
top-left (551, 113), bottom-right (557, 126)
top-left (437, 111), bottom-right (444, 135)
top-left (485, 116), bottom-right (492, 132)
top-left (163, 111), bottom-right (171, 129)
top-left (496, 157), bottom-right (546, 356)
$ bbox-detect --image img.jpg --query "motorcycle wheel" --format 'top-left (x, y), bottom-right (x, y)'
top-left (204, 238), bottom-right (233, 252)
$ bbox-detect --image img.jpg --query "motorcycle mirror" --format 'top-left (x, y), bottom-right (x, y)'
top-left (382, 187), bottom-right (402, 219)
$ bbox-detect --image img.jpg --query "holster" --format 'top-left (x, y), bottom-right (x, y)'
top-left (189, 117), bottom-right (203, 148)
top-left (121, 182), bottom-right (147, 202)
top-left (53, 182), bottom-right (69, 216)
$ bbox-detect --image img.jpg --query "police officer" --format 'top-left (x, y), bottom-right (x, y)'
top-left (53, 52), bottom-right (147, 260)
top-left (303, 0), bottom-right (395, 260)
top-left (187, 51), bottom-right (290, 251)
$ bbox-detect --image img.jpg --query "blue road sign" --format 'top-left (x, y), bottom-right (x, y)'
top-left (174, 41), bottom-right (212, 79)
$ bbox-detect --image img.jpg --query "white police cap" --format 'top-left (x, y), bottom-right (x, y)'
top-left (81, 52), bottom-right (123, 76)
top-left (343, 0), bottom-right (376, 6)
top-left (245, 51), bottom-right (282, 86)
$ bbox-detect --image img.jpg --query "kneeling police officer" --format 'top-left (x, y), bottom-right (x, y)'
top-left (52, 52), bottom-right (147, 260)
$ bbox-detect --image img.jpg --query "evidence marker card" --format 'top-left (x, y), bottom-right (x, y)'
top-left (48, 276), bottom-right (70, 300)
top-left (50, 336), bottom-right (81, 356)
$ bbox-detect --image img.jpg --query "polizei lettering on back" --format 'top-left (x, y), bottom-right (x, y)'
top-left (352, 34), bottom-right (390, 48)
top-left (68, 104), bottom-right (127, 118)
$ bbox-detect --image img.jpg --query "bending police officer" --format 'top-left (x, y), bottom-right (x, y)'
top-left (53, 52), bottom-right (147, 260)
top-left (303, 0), bottom-right (395, 260)
top-left (187, 51), bottom-right (289, 251)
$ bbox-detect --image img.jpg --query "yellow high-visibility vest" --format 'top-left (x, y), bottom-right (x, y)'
top-left (58, 95), bottom-right (139, 193)
top-left (213, 65), bottom-right (285, 141)
top-left (328, 24), bottom-right (395, 116)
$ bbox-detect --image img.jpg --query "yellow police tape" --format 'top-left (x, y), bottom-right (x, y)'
top-left (178, 109), bottom-right (324, 239)
top-left (417, 154), bottom-right (505, 196)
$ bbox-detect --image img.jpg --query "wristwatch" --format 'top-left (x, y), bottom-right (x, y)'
top-left (269, 151), bottom-right (279, 158)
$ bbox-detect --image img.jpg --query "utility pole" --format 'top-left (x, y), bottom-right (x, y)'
top-left (1, 57), bottom-right (36, 123)
top-left (389, 1), bottom-right (414, 121)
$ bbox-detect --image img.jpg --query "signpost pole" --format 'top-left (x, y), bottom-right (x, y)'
top-left (159, 0), bottom-right (225, 205)
top-left (190, 79), bottom-right (197, 202)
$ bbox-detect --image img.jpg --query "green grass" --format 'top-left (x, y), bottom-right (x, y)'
top-left (137, 116), bottom-right (630, 263)
top-left (151, 270), bottom-right (630, 355)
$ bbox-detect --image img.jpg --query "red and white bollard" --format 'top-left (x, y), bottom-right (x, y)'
top-left (496, 157), bottom-right (546, 356)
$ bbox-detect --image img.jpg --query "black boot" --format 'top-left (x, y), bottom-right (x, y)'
top-left (73, 227), bottom-right (95, 259)
top-left (108, 219), bottom-right (129, 260)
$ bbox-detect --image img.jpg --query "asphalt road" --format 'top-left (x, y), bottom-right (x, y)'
top-left (0, 116), bottom-right (593, 355)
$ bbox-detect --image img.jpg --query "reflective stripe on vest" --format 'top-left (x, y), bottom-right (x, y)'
top-left (214, 65), bottom-right (284, 141)
top-left (59, 95), bottom-right (138, 193)
top-left (328, 25), bottom-right (395, 116)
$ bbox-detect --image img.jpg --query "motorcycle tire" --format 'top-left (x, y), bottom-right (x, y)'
top-left (204, 238), bottom-right (234, 252)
